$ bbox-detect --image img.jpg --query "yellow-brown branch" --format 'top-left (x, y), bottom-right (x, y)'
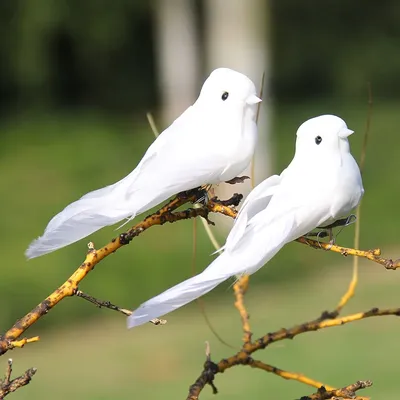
top-left (2, 183), bottom-right (397, 357)
top-left (0, 189), bottom-right (243, 356)
top-left (220, 308), bottom-right (400, 368)
top-left (296, 237), bottom-right (400, 269)
top-left (247, 359), bottom-right (334, 391)
top-left (233, 275), bottom-right (252, 343)
top-left (249, 306), bottom-right (400, 352)
top-left (8, 337), bottom-right (40, 350)
top-left (300, 380), bottom-right (372, 400)
top-left (0, 181), bottom-right (397, 399)
top-left (187, 276), bottom-right (393, 399)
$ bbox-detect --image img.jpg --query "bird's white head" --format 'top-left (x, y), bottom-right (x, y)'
top-left (295, 115), bottom-right (354, 160)
top-left (196, 68), bottom-right (261, 117)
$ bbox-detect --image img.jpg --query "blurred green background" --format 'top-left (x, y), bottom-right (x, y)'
top-left (1, 1), bottom-right (400, 399)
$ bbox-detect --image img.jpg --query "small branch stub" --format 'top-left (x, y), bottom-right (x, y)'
top-left (300, 379), bottom-right (373, 400)
top-left (0, 359), bottom-right (37, 399)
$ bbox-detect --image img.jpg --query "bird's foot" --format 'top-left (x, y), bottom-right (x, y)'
top-left (197, 184), bottom-right (215, 205)
top-left (306, 215), bottom-right (357, 249)
top-left (325, 237), bottom-right (335, 250)
top-left (304, 228), bottom-right (334, 249)
top-left (304, 230), bottom-right (330, 239)
top-left (317, 214), bottom-right (357, 230)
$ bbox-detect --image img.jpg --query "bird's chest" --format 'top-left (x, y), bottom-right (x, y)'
top-left (217, 120), bottom-right (256, 166)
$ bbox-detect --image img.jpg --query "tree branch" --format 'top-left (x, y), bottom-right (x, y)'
top-left (1, 185), bottom-right (398, 358)
top-left (299, 380), bottom-right (372, 400)
top-left (187, 276), bottom-right (391, 399)
top-left (247, 359), bottom-right (334, 391)
top-left (0, 189), bottom-right (242, 356)
top-left (1, 183), bottom-right (398, 398)
top-left (75, 290), bottom-right (167, 325)
top-left (296, 237), bottom-right (399, 270)
top-left (233, 275), bottom-right (252, 343)
top-left (0, 359), bottom-right (36, 399)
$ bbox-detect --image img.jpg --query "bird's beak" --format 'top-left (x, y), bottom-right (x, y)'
top-left (338, 128), bottom-right (354, 138)
top-left (246, 94), bottom-right (262, 105)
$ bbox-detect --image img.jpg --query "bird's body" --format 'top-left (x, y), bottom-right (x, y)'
top-left (128, 114), bottom-right (364, 328)
top-left (26, 68), bottom-right (261, 259)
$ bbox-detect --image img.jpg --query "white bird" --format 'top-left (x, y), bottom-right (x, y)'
top-left (26, 68), bottom-right (261, 259)
top-left (128, 114), bottom-right (364, 328)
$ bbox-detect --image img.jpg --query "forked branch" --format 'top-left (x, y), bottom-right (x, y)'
top-left (0, 182), bottom-right (398, 400)
top-left (1, 187), bottom-right (398, 358)
top-left (0, 189), bottom-right (242, 356)
top-left (0, 359), bottom-right (36, 399)
top-left (299, 380), bottom-right (372, 400)
top-left (187, 276), bottom-right (392, 399)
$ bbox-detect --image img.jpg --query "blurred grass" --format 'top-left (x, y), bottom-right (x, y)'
top-left (0, 100), bottom-right (399, 398)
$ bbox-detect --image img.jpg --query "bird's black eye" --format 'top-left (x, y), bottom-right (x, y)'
top-left (221, 91), bottom-right (229, 101)
top-left (315, 136), bottom-right (322, 145)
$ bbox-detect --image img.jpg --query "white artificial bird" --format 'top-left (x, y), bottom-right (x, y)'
top-left (127, 114), bottom-right (364, 328)
top-left (26, 68), bottom-right (261, 259)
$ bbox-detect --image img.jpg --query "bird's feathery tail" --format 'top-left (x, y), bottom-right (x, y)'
top-left (127, 198), bottom-right (298, 328)
top-left (25, 179), bottom-right (136, 259)
top-left (127, 253), bottom-right (234, 328)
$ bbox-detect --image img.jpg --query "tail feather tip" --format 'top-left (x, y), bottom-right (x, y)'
top-left (25, 237), bottom-right (53, 260)
top-left (127, 312), bottom-right (149, 329)
top-left (25, 240), bottom-right (40, 260)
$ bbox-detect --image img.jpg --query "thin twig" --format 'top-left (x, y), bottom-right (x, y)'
top-left (233, 275), bottom-right (252, 343)
top-left (75, 290), bottom-right (132, 317)
top-left (334, 82), bottom-right (373, 314)
top-left (0, 359), bottom-right (37, 399)
top-left (250, 71), bottom-right (266, 188)
top-left (194, 204), bottom-right (222, 251)
top-left (3, 360), bottom-right (11, 386)
top-left (359, 82), bottom-right (372, 172)
top-left (191, 219), bottom-right (234, 348)
top-left (75, 290), bottom-right (166, 325)
top-left (146, 112), bottom-right (160, 138)
top-left (299, 380), bottom-right (372, 400)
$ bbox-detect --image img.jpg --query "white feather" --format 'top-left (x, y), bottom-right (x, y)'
top-left (128, 205), bottom-right (297, 328)
top-left (212, 174), bottom-right (281, 255)
top-left (127, 115), bottom-right (364, 328)
top-left (26, 68), bottom-right (260, 259)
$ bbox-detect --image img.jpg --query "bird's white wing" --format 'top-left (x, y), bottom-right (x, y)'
top-left (25, 108), bottom-right (199, 259)
top-left (127, 204), bottom-right (297, 328)
top-left (222, 174), bottom-right (282, 253)
top-left (25, 104), bottom-right (248, 259)
top-left (124, 104), bottom-right (248, 202)
top-left (127, 114), bottom-right (366, 328)
top-left (127, 165), bottom-right (343, 328)
top-left (26, 68), bottom-right (261, 259)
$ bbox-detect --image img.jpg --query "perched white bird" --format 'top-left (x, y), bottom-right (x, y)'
top-left (128, 114), bottom-right (364, 328)
top-left (26, 68), bottom-right (261, 259)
